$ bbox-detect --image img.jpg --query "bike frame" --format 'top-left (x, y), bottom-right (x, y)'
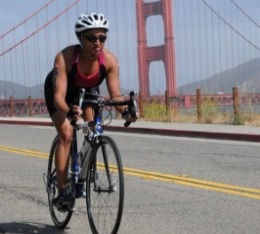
top-left (69, 101), bottom-right (104, 187)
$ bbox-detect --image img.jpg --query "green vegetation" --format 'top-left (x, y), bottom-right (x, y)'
top-left (141, 102), bottom-right (260, 126)
top-left (142, 102), bottom-right (168, 122)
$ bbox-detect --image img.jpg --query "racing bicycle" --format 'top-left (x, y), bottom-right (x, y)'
top-left (43, 89), bottom-right (137, 233)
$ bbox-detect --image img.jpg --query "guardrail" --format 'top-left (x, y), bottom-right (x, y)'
top-left (1, 88), bottom-right (260, 121)
top-left (0, 96), bottom-right (47, 117)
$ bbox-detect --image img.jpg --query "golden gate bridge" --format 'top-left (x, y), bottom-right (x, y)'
top-left (0, 0), bottom-right (259, 116)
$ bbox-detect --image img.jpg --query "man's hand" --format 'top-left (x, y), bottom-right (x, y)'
top-left (66, 105), bottom-right (83, 121)
top-left (122, 107), bottom-right (138, 124)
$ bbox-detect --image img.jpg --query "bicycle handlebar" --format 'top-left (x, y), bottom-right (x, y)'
top-left (77, 88), bottom-right (137, 127)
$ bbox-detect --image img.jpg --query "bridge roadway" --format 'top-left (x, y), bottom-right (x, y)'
top-left (0, 117), bottom-right (259, 142)
top-left (0, 118), bottom-right (259, 233)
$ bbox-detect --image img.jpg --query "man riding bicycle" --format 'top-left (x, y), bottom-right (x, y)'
top-left (44, 12), bottom-right (136, 210)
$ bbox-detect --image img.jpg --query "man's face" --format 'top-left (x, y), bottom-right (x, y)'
top-left (81, 29), bottom-right (107, 57)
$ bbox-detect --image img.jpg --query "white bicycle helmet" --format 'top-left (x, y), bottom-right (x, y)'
top-left (75, 12), bottom-right (109, 34)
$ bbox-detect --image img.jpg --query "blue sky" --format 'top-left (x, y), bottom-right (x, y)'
top-left (0, 0), bottom-right (259, 96)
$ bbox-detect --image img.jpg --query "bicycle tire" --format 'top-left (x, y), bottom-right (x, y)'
top-left (86, 135), bottom-right (124, 234)
top-left (47, 135), bottom-right (74, 229)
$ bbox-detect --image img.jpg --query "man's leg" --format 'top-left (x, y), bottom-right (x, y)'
top-left (51, 111), bottom-right (73, 193)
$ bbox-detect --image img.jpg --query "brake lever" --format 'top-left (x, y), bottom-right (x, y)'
top-left (70, 88), bottom-right (85, 127)
top-left (124, 91), bottom-right (137, 127)
top-left (79, 88), bottom-right (85, 109)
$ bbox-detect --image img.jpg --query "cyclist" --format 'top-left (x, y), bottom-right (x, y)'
top-left (44, 12), bottom-right (136, 210)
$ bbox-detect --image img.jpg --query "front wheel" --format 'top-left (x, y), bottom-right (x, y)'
top-left (86, 136), bottom-right (124, 234)
top-left (46, 136), bottom-right (74, 229)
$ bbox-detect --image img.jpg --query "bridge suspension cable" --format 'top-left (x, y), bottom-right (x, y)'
top-left (200, 0), bottom-right (260, 52)
top-left (0, 0), bottom-right (56, 39)
top-left (0, 0), bottom-right (80, 57)
top-left (229, 0), bottom-right (260, 29)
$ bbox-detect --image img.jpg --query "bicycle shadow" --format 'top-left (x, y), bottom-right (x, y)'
top-left (0, 222), bottom-right (69, 234)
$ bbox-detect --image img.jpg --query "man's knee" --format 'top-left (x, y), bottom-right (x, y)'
top-left (59, 125), bottom-right (73, 143)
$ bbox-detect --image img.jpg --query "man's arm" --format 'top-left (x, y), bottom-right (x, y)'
top-left (53, 51), bottom-right (70, 115)
top-left (105, 50), bottom-right (137, 123)
top-left (105, 51), bottom-right (126, 114)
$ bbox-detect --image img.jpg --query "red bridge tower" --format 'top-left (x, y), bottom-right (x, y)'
top-left (136, 0), bottom-right (177, 96)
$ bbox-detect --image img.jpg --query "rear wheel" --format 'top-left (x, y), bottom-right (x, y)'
top-left (46, 136), bottom-right (74, 229)
top-left (86, 136), bottom-right (124, 234)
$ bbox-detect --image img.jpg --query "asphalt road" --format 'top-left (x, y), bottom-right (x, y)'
top-left (0, 124), bottom-right (259, 234)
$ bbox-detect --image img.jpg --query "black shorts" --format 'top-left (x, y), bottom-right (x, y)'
top-left (44, 70), bottom-right (100, 117)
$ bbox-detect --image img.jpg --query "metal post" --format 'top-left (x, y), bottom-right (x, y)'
top-left (196, 89), bottom-right (202, 122)
top-left (10, 96), bottom-right (14, 117)
top-left (233, 87), bottom-right (239, 121)
top-left (28, 96), bottom-right (33, 117)
top-left (138, 92), bottom-right (144, 118)
top-left (165, 90), bottom-right (171, 121)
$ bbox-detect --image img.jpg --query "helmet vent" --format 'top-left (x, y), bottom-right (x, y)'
top-left (75, 12), bottom-right (109, 34)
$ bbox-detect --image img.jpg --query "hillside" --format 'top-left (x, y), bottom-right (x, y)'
top-left (0, 80), bottom-right (127, 99)
top-left (178, 57), bottom-right (260, 94)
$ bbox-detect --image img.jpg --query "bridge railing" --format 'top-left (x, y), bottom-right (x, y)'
top-left (0, 96), bottom-right (47, 117)
top-left (1, 87), bottom-right (260, 124)
top-left (138, 87), bottom-right (260, 124)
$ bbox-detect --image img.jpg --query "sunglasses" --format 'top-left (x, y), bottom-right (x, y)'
top-left (84, 35), bottom-right (107, 43)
